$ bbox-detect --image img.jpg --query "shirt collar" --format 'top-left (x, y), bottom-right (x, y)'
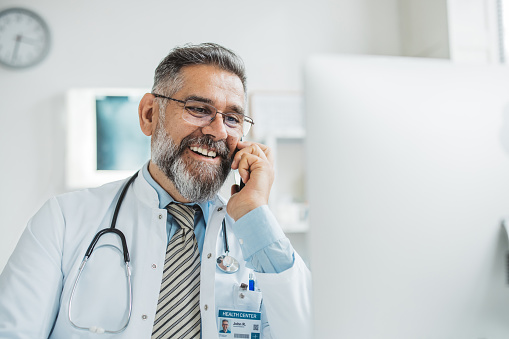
top-left (141, 161), bottom-right (210, 213)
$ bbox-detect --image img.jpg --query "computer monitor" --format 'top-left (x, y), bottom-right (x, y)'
top-left (305, 55), bottom-right (509, 338)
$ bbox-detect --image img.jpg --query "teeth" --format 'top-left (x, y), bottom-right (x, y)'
top-left (190, 146), bottom-right (216, 158)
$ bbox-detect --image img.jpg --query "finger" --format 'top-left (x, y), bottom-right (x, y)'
top-left (235, 145), bottom-right (267, 165)
top-left (252, 143), bottom-right (274, 165)
top-left (238, 141), bottom-right (273, 163)
top-left (236, 153), bottom-right (252, 183)
top-left (232, 143), bottom-right (272, 168)
top-left (236, 151), bottom-right (272, 183)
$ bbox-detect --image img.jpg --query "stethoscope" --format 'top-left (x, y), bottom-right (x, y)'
top-left (216, 219), bottom-right (240, 273)
top-left (68, 172), bottom-right (239, 334)
top-left (217, 175), bottom-right (244, 273)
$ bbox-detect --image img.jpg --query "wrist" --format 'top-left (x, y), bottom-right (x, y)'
top-left (228, 199), bottom-right (267, 221)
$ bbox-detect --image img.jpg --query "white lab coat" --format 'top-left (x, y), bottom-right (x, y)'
top-left (0, 171), bottom-right (312, 339)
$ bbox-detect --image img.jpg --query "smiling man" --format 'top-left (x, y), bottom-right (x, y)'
top-left (143, 63), bottom-right (246, 205)
top-left (0, 43), bottom-right (312, 339)
top-left (220, 319), bottom-right (231, 333)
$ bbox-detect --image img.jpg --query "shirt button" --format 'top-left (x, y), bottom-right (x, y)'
top-left (204, 304), bottom-right (208, 311)
top-left (152, 264), bottom-right (157, 269)
top-left (158, 214), bottom-right (163, 219)
top-left (217, 207), bottom-right (223, 212)
top-left (207, 253), bottom-right (212, 259)
top-left (239, 238), bottom-right (244, 245)
top-left (142, 314), bottom-right (148, 320)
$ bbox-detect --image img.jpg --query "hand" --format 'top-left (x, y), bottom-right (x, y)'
top-left (227, 141), bottom-right (274, 221)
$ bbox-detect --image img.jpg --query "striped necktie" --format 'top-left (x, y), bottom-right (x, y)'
top-left (152, 203), bottom-right (201, 339)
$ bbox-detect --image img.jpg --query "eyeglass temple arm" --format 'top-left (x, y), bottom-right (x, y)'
top-left (152, 93), bottom-right (186, 105)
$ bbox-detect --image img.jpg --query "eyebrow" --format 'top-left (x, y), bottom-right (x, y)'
top-left (184, 95), bottom-right (245, 115)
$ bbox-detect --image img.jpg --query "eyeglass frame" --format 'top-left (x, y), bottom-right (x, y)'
top-left (152, 93), bottom-right (254, 137)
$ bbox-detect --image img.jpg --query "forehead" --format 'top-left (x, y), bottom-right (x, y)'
top-left (176, 64), bottom-right (245, 109)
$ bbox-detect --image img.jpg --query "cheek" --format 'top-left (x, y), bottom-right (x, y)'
top-left (164, 110), bottom-right (197, 138)
top-left (168, 124), bottom-right (200, 147)
top-left (226, 138), bottom-right (239, 156)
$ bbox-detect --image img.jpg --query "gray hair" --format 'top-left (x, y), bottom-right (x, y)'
top-left (152, 43), bottom-right (247, 107)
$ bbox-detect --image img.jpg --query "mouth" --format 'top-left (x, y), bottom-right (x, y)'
top-left (189, 145), bottom-right (218, 158)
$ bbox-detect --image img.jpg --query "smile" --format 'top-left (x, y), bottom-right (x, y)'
top-left (189, 146), bottom-right (217, 158)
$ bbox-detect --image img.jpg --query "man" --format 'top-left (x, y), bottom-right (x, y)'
top-left (0, 43), bottom-right (311, 338)
top-left (219, 320), bottom-right (230, 334)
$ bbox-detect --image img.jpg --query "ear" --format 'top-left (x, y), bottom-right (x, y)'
top-left (139, 93), bottom-right (158, 136)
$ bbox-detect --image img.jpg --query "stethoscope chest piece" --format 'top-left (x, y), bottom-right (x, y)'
top-left (217, 219), bottom-right (239, 273)
top-left (216, 253), bottom-right (239, 273)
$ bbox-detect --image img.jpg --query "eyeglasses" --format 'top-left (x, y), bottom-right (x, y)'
top-left (152, 93), bottom-right (254, 138)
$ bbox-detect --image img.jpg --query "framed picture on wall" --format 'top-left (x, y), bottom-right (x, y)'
top-left (66, 88), bottom-right (150, 189)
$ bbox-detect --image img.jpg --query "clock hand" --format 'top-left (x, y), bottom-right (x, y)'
top-left (11, 35), bottom-right (21, 64)
top-left (18, 35), bottom-right (40, 46)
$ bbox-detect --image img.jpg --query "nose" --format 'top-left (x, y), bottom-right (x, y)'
top-left (200, 112), bottom-right (229, 140)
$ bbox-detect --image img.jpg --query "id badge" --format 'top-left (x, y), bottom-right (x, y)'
top-left (217, 309), bottom-right (261, 339)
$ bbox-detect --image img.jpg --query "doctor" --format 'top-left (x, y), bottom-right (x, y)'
top-left (0, 43), bottom-right (311, 338)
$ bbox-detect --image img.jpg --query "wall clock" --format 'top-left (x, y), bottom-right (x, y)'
top-left (0, 8), bottom-right (51, 69)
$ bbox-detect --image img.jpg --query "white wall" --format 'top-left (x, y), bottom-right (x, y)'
top-left (399, 0), bottom-right (450, 58)
top-left (447, 0), bottom-right (502, 62)
top-left (0, 0), bottom-right (402, 272)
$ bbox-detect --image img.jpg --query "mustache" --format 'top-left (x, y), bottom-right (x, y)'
top-left (178, 135), bottom-right (230, 159)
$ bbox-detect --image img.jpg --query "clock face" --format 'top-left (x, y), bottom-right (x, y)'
top-left (0, 8), bottom-right (51, 69)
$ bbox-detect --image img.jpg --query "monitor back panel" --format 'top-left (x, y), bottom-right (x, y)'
top-left (305, 55), bottom-right (509, 338)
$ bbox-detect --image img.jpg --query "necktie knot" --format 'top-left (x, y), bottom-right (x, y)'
top-left (166, 203), bottom-right (197, 231)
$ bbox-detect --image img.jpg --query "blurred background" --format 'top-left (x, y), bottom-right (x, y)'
top-left (0, 0), bottom-right (506, 273)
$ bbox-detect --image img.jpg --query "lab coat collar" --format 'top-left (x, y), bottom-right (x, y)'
top-left (132, 169), bottom-right (160, 208)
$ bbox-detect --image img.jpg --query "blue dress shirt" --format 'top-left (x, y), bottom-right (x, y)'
top-left (142, 163), bottom-right (294, 273)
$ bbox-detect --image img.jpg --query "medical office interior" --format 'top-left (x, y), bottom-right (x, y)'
top-left (2, 0), bottom-right (509, 337)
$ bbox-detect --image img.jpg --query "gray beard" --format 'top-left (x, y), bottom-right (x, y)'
top-left (151, 124), bottom-right (233, 202)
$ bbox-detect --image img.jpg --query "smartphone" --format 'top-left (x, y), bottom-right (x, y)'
top-left (234, 148), bottom-right (245, 191)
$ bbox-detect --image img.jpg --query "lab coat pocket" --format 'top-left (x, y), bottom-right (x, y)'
top-left (232, 284), bottom-right (262, 312)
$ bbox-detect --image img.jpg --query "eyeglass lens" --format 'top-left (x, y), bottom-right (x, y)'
top-left (182, 100), bottom-right (252, 137)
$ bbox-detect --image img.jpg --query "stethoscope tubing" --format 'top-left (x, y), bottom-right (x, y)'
top-left (68, 173), bottom-right (137, 333)
top-left (68, 258), bottom-right (133, 334)
top-left (222, 219), bottom-right (230, 253)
